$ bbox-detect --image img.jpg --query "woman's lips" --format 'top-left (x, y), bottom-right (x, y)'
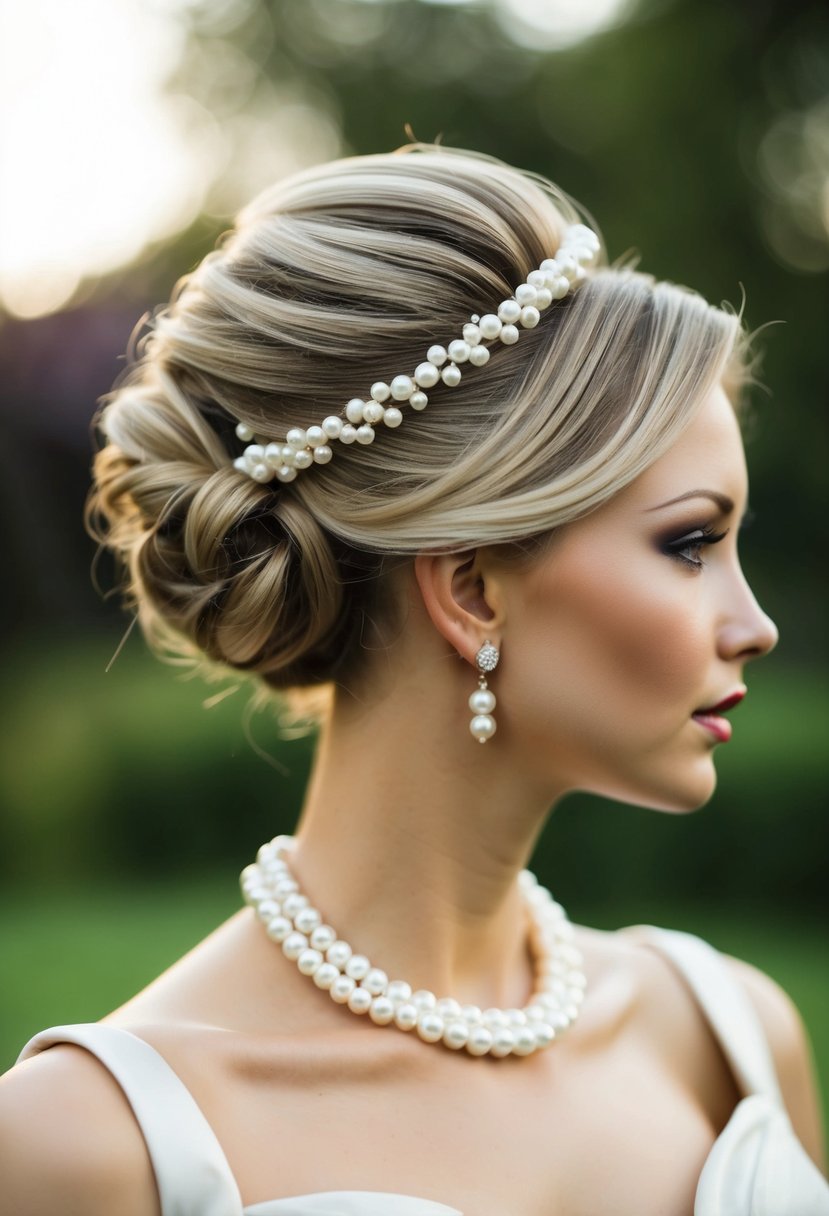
top-left (691, 687), bottom-right (745, 741)
top-left (691, 712), bottom-right (732, 742)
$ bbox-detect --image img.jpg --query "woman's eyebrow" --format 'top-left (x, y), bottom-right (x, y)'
top-left (644, 489), bottom-right (735, 515)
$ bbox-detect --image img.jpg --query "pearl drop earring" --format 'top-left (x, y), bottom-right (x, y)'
top-left (469, 640), bottom-right (499, 742)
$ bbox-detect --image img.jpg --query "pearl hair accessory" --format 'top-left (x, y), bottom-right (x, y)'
top-left (241, 834), bottom-right (587, 1059)
top-left (230, 223), bottom-right (600, 484)
top-left (470, 640), bottom-right (499, 743)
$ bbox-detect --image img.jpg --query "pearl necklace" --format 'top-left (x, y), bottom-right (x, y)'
top-left (241, 835), bottom-right (587, 1059)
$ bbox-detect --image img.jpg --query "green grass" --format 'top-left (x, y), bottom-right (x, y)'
top-left (1, 879), bottom-right (826, 1161)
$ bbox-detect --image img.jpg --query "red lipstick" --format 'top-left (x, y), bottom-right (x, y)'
top-left (691, 688), bottom-right (746, 742)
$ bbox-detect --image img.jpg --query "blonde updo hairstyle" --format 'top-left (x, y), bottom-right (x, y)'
top-left (87, 143), bottom-right (751, 716)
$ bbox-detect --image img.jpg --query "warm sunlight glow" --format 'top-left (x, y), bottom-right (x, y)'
top-left (0, 0), bottom-right (341, 319)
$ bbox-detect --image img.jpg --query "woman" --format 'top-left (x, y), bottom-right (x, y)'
top-left (1, 143), bottom-right (826, 1215)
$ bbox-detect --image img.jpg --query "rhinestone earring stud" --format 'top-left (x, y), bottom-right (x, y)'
top-left (469, 640), bottom-right (499, 742)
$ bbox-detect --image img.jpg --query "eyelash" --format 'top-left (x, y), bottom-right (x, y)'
top-left (665, 524), bottom-right (730, 570)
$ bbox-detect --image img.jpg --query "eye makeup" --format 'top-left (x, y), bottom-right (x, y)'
top-left (664, 524), bottom-right (729, 570)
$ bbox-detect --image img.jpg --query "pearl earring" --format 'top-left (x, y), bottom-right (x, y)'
top-left (469, 640), bottom-right (499, 743)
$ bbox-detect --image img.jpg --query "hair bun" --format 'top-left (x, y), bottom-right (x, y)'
top-left (130, 467), bottom-right (347, 689)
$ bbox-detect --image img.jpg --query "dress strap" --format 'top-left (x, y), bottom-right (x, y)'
top-left (17, 1023), bottom-right (244, 1216)
top-left (619, 925), bottom-right (783, 1103)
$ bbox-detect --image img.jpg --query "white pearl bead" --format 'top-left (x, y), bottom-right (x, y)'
top-left (443, 1021), bottom-right (470, 1050)
top-left (256, 898), bottom-right (280, 920)
top-left (345, 953), bottom-right (371, 981)
top-left (286, 428), bottom-right (307, 450)
top-left (233, 456), bottom-right (249, 472)
top-left (478, 313), bottom-right (502, 339)
top-left (525, 1004), bottom-right (548, 1022)
top-left (447, 339), bottom-right (470, 363)
top-left (282, 892), bottom-right (309, 918)
top-left (490, 1027), bottom-right (515, 1058)
top-left (386, 980), bottom-right (412, 1003)
top-left (462, 323), bottom-right (481, 345)
top-left (467, 344), bottom-right (490, 367)
top-left (533, 1022), bottom-right (556, 1048)
top-left (383, 407), bottom-right (403, 427)
top-left (313, 445), bottom-right (333, 464)
top-left (483, 1008), bottom-right (509, 1028)
top-left (265, 916), bottom-right (292, 942)
top-left (369, 996), bottom-right (395, 1025)
top-left (355, 425), bottom-right (375, 445)
top-left (370, 381), bottom-right (391, 402)
top-left (329, 974), bottom-right (356, 1004)
top-left (412, 989), bottom-right (437, 1011)
top-left (499, 325), bottom-right (519, 345)
top-left (293, 449), bottom-right (313, 469)
top-left (347, 987), bottom-right (373, 1015)
top-left (550, 275), bottom-right (570, 299)
top-left (470, 713), bottom-right (496, 742)
top-left (497, 299), bottom-right (521, 323)
top-left (278, 446), bottom-right (296, 465)
top-left (394, 1002), bottom-right (419, 1031)
top-left (540, 258), bottom-right (560, 274)
top-left (296, 948), bottom-right (323, 976)
top-left (414, 362), bottom-right (440, 388)
top-left (511, 1026), bottom-right (538, 1056)
top-left (363, 968), bottom-right (388, 996)
top-left (409, 391), bottom-right (428, 410)
top-left (390, 374), bottom-right (414, 400)
top-left (441, 364), bottom-right (461, 386)
top-left (426, 344), bottom-right (447, 366)
top-left (468, 689), bottom-right (496, 714)
top-left (326, 940), bottom-right (352, 968)
top-left (345, 398), bottom-right (365, 424)
top-left (515, 283), bottom-right (537, 305)
top-left (535, 287), bottom-right (553, 309)
top-left (264, 443), bottom-right (282, 467)
top-left (313, 962), bottom-right (340, 990)
top-left (322, 415), bottom-right (343, 439)
top-left (506, 1008), bottom-right (527, 1026)
top-left (527, 270), bottom-right (547, 288)
top-left (305, 425), bottom-right (326, 447)
top-left (235, 422), bottom-right (255, 441)
top-left (460, 1005), bottom-right (482, 1023)
top-left (276, 465), bottom-right (298, 483)
top-left (282, 932), bottom-right (308, 961)
top-left (339, 423), bottom-right (357, 444)
top-left (556, 252), bottom-right (579, 280)
top-left (273, 877), bottom-right (299, 897)
top-left (416, 1013), bottom-right (444, 1043)
top-left (251, 463), bottom-right (272, 483)
top-left (436, 997), bottom-right (462, 1020)
top-left (294, 906), bottom-right (321, 934)
top-left (466, 1026), bottom-right (494, 1056)
top-left (520, 306), bottom-right (540, 328)
top-left (310, 924), bottom-right (337, 951)
top-left (363, 402), bottom-right (385, 424)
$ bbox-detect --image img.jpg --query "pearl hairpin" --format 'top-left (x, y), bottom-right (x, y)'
top-left (230, 223), bottom-right (600, 484)
top-left (241, 834), bottom-right (587, 1058)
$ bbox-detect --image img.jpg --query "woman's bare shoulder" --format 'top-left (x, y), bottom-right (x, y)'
top-left (0, 1042), bottom-right (160, 1216)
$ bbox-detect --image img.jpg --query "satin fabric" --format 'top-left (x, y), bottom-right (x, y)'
top-left (17, 925), bottom-right (829, 1215)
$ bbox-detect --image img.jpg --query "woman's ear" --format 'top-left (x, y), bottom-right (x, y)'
top-left (413, 549), bottom-right (507, 663)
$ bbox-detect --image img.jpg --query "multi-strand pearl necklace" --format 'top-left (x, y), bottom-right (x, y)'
top-left (241, 835), bottom-right (586, 1059)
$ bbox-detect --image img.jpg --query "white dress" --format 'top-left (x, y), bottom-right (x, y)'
top-left (16, 925), bottom-right (829, 1215)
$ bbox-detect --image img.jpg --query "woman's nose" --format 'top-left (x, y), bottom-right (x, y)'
top-left (718, 570), bottom-right (780, 661)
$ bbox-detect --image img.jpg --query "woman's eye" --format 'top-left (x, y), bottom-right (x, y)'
top-left (664, 525), bottom-right (729, 570)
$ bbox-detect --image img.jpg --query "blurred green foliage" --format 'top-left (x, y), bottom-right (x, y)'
top-left (1, 638), bottom-right (826, 913)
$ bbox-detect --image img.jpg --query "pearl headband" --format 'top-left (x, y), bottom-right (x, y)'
top-left (230, 222), bottom-right (600, 485)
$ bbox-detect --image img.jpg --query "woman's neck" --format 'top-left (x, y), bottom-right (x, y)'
top-left (289, 674), bottom-right (560, 1011)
